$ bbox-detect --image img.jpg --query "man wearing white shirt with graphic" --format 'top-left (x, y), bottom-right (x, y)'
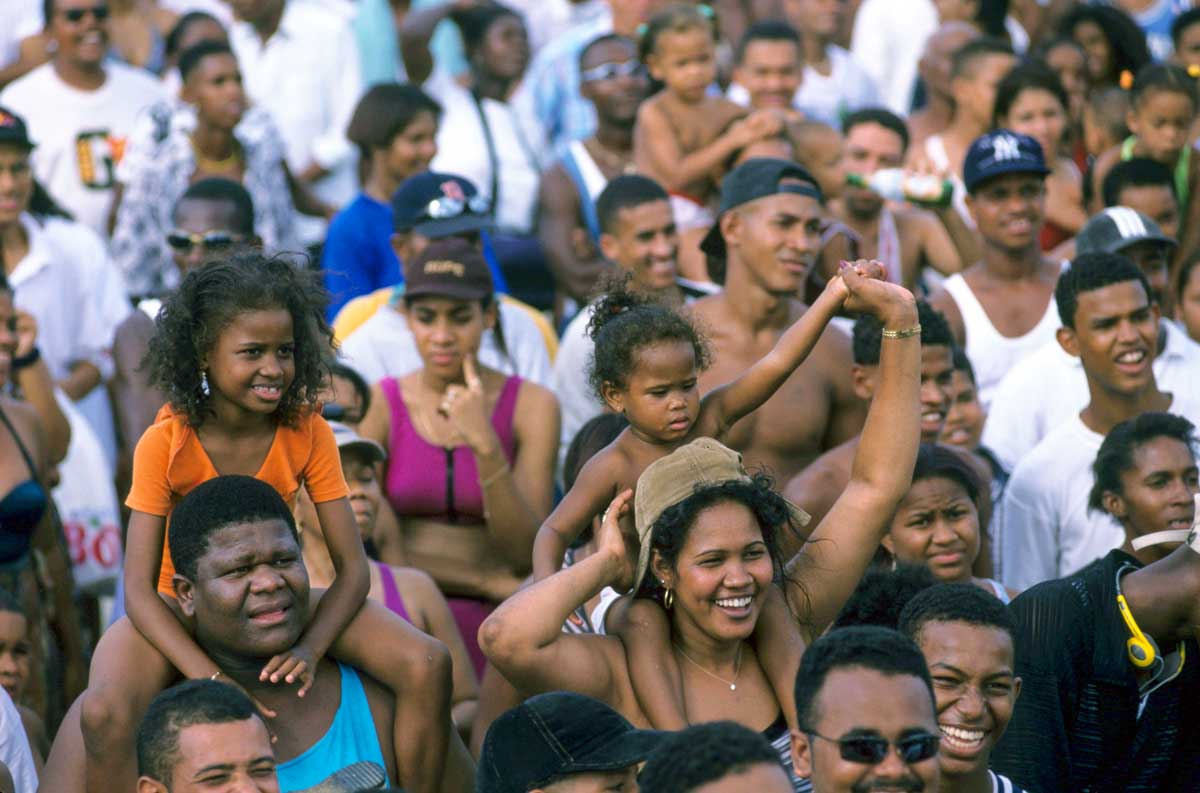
top-left (984, 207), bottom-right (1200, 471)
top-left (0, 0), bottom-right (166, 237)
top-left (997, 252), bottom-right (1200, 590)
top-left (227, 0), bottom-right (361, 243)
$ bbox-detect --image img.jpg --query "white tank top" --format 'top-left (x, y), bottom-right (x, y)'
top-left (566, 140), bottom-right (609, 203)
top-left (924, 134), bottom-right (972, 229)
top-left (942, 271), bottom-right (1061, 410)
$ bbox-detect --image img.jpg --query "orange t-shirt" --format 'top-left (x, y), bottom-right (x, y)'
top-left (126, 405), bottom-right (350, 594)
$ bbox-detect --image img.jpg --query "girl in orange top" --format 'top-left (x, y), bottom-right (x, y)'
top-left (79, 254), bottom-right (456, 793)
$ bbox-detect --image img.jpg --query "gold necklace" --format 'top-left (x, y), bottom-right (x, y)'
top-left (192, 136), bottom-right (242, 170)
top-left (675, 643), bottom-right (742, 691)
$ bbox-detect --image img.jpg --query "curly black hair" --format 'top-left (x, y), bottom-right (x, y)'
top-left (1058, 5), bottom-right (1151, 88)
top-left (634, 474), bottom-right (807, 618)
top-left (143, 252), bottom-right (334, 428)
top-left (586, 273), bottom-right (711, 401)
top-left (639, 721), bottom-right (785, 793)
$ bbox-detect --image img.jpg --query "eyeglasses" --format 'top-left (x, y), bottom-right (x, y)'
top-left (804, 730), bottom-right (941, 765)
top-left (166, 230), bottom-right (244, 254)
top-left (421, 194), bottom-right (490, 222)
top-left (581, 59), bottom-right (644, 83)
top-left (62, 5), bottom-right (109, 22)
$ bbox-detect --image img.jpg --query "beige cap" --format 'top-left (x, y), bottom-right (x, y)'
top-left (632, 438), bottom-right (810, 592)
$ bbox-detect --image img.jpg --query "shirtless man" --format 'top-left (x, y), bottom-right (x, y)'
top-left (693, 157), bottom-right (866, 483)
top-left (929, 130), bottom-right (1062, 410)
top-left (907, 22), bottom-right (980, 148)
top-left (831, 108), bottom-right (971, 291)
top-left (538, 34), bottom-right (648, 308)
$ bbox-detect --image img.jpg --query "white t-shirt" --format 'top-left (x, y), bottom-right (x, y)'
top-left (7, 214), bottom-right (130, 464)
top-left (997, 394), bottom-right (1200, 591)
top-left (849, 0), bottom-right (937, 115)
top-left (0, 62), bottom-right (166, 237)
top-left (338, 298), bottom-right (553, 388)
top-left (230, 0), bottom-right (362, 242)
top-left (794, 46), bottom-right (881, 127)
top-left (941, 271), bottom-right (1062, 410)
top-left (983, 321), bottom-right (1200, 471)
top-left (425, 68), bottom-right (545, 235)
top-left (0, 688), bottom-right (36, 793)
top-left (0, 0), bottom-right (40, 69)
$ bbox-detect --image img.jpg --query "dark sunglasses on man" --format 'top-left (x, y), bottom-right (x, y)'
top-left (804, 729), bottom-right (941, 765)
top-left (580, 59), bottom-right (644, 83)
top-left (62, 4), bottom-right (110, 22)
top-left (166, 230), bottom-right (245, 254)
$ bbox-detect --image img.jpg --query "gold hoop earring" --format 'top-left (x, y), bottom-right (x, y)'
top-left (663, 587), bottom-right (674, 610)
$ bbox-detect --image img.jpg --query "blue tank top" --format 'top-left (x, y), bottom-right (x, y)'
top-left (275, 663), bottom-right (390, 792)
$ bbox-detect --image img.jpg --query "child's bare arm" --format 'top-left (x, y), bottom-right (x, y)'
top-left (698, 263), bottom-right (882, 437)
top-left (262, 497), bottom-right (370, 691)
top-left (634, 102), bottom-right (773, 194)
top-left (124, 511), bottom-right (224, 679)
top-left (531, 451), bottom-right (620, 580)
top-left (752, 586), bottom-right (803, 733)
top-left (609, 597), bottom-right (689, 730)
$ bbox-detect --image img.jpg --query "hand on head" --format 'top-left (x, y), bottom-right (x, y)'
top-left (598, 489), bottom-right (637, 592)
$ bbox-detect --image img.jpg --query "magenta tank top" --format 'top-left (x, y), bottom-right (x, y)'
top-left (380, 376), bottom-right (520, 525)
top-left (375, 560), bottom-right (410, 622)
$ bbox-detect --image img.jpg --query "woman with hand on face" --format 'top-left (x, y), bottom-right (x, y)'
top-left (882, 443), bottom-right (1016, 603)
top-left (358, 237), bottom-right (560, 677)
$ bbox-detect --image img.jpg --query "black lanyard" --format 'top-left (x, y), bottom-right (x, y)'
top-left (468, 90), bottom-right (538, 222)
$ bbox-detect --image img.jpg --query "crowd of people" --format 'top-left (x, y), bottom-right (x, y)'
top-left (3, 0), bottom-right (1200, 791)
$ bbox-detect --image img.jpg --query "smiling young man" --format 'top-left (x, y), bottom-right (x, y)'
top-left (996, 252), bottom-right (1200, 590)
top-left (136, 679), bottom-right (279, 793)
top-left (728, 20), bottom-right (804, 113)
top-left (898, 583), bottom-right (1025, 793)
top-left (792, 626), bottom-right (942, 793)
top-left (693, 158), bottom-right (866, 484)
top-left (929, 130), bottom-right (1062, 412)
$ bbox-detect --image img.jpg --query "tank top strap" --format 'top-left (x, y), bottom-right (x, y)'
top-left (1120, 135), bottom-right (1138, 160)
top-left (489, 376), bottom-right (522, 461)
top-left (378, 377), bottom-right (412, 441)
top-left (1176, 144), bottom-right (1191, 208)
top-left (942, 274), bottom-right (996, 345)
top-left (375, 560), bottom-right (410, 622)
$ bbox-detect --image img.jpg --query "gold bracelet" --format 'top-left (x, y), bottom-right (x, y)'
top-left (881, 324), bottom-right (922, 339)
top-left (480, 465), bottom-right (510, 489)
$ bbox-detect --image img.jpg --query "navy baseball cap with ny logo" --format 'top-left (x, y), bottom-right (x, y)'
top-left (963, 130), bottom-right (1050, 193)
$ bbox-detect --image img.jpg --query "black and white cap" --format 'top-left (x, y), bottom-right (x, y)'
top-left (1075, 207), bottom-right (1177, 255)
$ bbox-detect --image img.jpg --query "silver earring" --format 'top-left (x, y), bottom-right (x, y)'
top-left (200, 371), bottom-right (210, 397)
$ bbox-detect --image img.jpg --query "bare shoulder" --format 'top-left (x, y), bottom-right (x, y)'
top-left (927, 284), bottom-right (966, 341)
top-left (808, 307), bottom-right (853, 366)
top-left (539, 162), bottom-right (575, 200)
top-left (0, 398), bottom-right (45, 468)
top-left (515, 379), bottom-right (558, 412)
top-left (783, 439), bottom-right (856, 502)
top-left (894, 205), bottom-right (939, 232)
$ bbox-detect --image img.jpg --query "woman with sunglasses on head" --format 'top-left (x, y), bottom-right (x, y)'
top-left (358, 237), bottom-right (560, 679)
top-left (110, 39), bottom-right (328, 297)
top-left (0, 0), bottom-right (166, 236)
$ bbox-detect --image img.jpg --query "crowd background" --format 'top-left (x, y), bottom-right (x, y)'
top-left (2, 0), bottom-right (1200, 792)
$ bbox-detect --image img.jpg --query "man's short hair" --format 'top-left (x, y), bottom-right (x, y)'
top-left (169, 475), bottom-right (298, 582)
top-left (178, 40), bottom-right (233, 83)
top-left (1172, 7), bottom-right (1200, 47)
top-left (951, 346), bottom-right (976, 383)
top-left (842, 108), bottom-right (911, 154)
top-left (950, 37), bottom-right (1014, 81)
top-left (638, 721), bottom-right (785, 793)
top-left (174, 177), bottom-right (256, 237)
top-left (832, 564), bottom-right (938, 630)
top-left (794, 626), bottom-right (935, 731)
top-left (853, 301), bottom-right (954, 365)
top-left (596, 174), bottom-right (670, 236)
top-left (137, 680), bottom-right (261, 783)
top-left (1090, 412), bottom-right (1197, 513)
top-left (1102, 157), bottom-right (1178, 209)
top-left (579, 33), bottom-right (636, 69)
top-left (898, 582), bottom-right (1017, 646)
top-left (735, 19), bottom-right (801, 64)
top-left (1055, 251), bottom-right (1153, 329)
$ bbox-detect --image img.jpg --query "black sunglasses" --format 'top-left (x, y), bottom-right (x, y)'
top-left (62, 5), bottom-right (109, 22)
top-left (805, 730), bottom-right (941, 765)
top-left (166, 230), bottom-right (243, 254)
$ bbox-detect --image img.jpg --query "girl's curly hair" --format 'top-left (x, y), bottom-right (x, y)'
top-left (143, 252), bottom-right (334, 428)
top-left (585, 273), bottom-right (710, 401)
top-left (634, 474), bottom-right (809, 621)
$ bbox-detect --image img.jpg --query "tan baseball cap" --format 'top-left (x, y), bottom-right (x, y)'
top-left (632, 438), bottom-right (811, 592)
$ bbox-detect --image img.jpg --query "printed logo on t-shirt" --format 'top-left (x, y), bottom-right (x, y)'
top-left (74, 129), bottom-right (126, 190)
